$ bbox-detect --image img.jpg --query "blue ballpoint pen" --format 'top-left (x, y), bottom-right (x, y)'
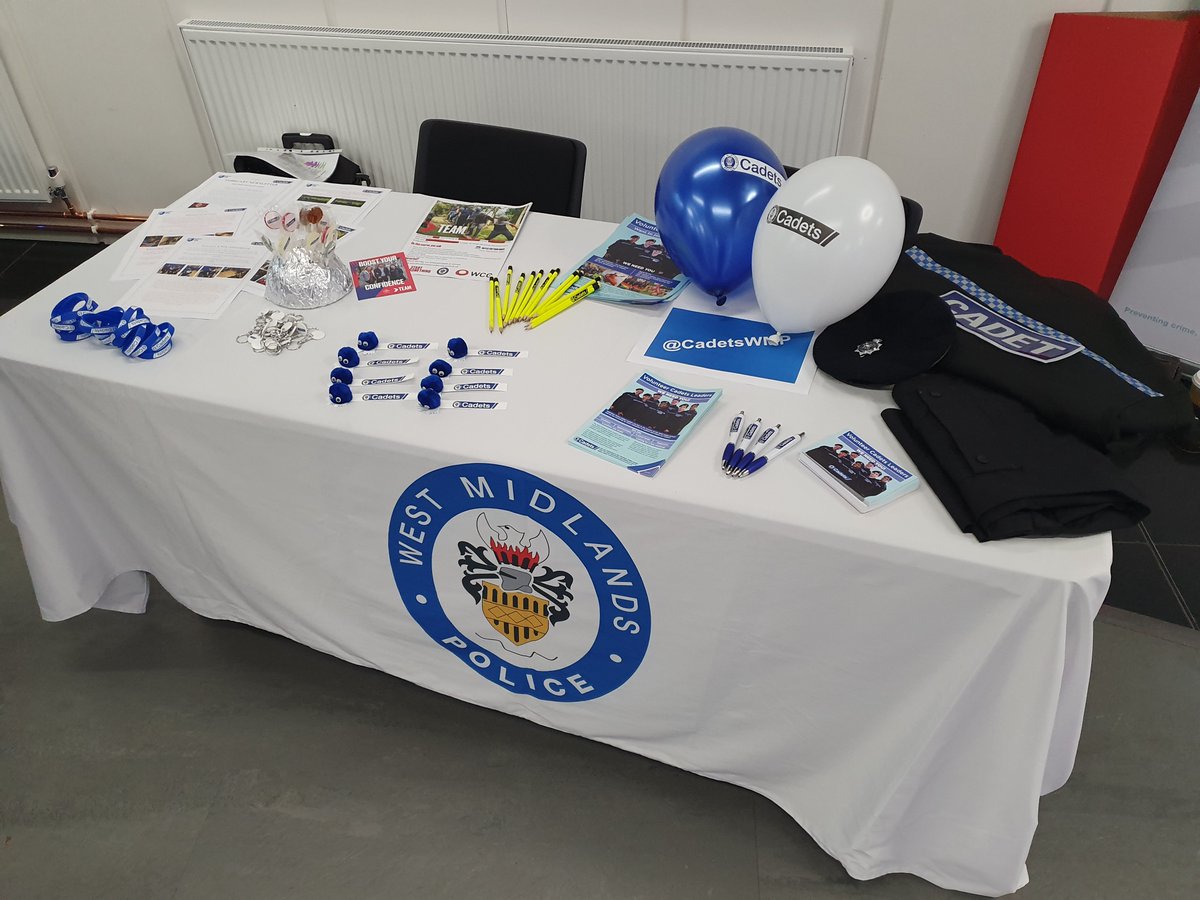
top-left (727, 417), bottom-right (761, 474)
top-left (721, 410), bottom-right (744, 470)
top-left (740, 432), bottom-right (804, 478)
top-left (731, 422), bottom-right (780, 476)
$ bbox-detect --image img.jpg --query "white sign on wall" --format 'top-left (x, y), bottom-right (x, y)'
top-left (1111, 88), bottom-right (1200, 365)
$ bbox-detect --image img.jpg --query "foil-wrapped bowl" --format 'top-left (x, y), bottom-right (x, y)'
top-left (265, 246), bottom-right (353, 310)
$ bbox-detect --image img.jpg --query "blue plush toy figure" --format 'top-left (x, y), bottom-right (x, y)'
top-left (428, 358), bottom-right (452, 378)
top-left (447, 337), bottom-right (468, 359)
top-left (329, 383), bottom-right (354, 404)
top-left (420, 374), bottom-right (444, 393)
top-left (337, 346), bottom-right (360, 367)
top-left (418, 388), bottom-right (441, 410)
top-left (330, 367), bottom-right (354, 385)
top-left (357, 331), bottom-right (379, 351)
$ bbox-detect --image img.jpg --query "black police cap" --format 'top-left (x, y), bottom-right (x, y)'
top-left (813, 289), bottom-right (955, 389)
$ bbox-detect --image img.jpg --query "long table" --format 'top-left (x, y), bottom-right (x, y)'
top-left (0, 189), bottom-right (1111, 897)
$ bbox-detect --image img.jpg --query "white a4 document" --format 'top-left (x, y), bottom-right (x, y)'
top-left (113, 207), bottom-right (252, 281)
top-left (119, 237), bottom-right (268, 320)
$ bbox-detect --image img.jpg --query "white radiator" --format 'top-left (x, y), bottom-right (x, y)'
top-left (178, 20), bottom-right (853, 222)
top-left (0, 53), bottom-right (48, 202)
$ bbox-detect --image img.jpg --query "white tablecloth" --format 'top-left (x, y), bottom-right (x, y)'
top-left (0, 191), bottom-right (1111, 897)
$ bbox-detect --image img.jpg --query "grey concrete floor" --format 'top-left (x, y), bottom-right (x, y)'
top-left (1, 489), bottom-right (1198, 899)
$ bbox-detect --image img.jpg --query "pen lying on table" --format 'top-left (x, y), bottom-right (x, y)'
top-left (719, 411), bottom-right (803, 479)
top-left (735, 432), bottom-right (805, 478)
top-left (487, 269), bottom-right (598, 332)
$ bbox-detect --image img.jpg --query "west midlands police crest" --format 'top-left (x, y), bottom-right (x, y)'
top-left (388, 464), bottom-right (651, 701)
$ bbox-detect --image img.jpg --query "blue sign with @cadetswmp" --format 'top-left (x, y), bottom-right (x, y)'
top-left (644, 307), bottom-right (813, 383)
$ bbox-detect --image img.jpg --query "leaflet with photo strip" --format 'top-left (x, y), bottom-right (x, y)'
top-left (796, 430), bottom-right (921, 513)
top-left (112, 207), bottom-right (250, 281)
top-left (574, 215), bottom-right (691, 305)
top-left (118, 237), bottom-right (268, 319)
top-left (269, 180), bottom-right (388, 228)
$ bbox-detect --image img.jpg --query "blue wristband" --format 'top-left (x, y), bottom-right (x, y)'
top-left (80, 306), bottom-right (125, 344)
top-left (135, 322), bottom-right (175, 359)
top-left (115, 324), bottom-right (147, 357)
top-left (50, 296), bottom-right (173, 360)
top-left (115, 307), bottom-right (153, 341)
top-left (49, 292), bottom-right (98, 341)
top-left (113, 317), bottom-right (174, 360)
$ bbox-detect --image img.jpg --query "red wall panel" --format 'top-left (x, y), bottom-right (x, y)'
top-left (995, 13), bottom-right (1200, 299)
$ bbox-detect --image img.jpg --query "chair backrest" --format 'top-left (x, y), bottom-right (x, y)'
top-left (412, 119), bottom-right (587, 218)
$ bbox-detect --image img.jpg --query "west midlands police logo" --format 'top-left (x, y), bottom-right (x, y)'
top-left (388, 464), bottom-right (650, 702)
top-left (721, 154), bottom-right (738, 171)
top-left (458, 513), bottom-right (570, 647)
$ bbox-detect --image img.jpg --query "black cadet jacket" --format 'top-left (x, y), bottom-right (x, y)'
top-left (884, 374), bottom-right (1149, 542)
top-left (880, 234), bottom-right (1193, 457)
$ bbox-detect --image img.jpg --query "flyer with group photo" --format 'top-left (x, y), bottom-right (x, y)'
top-left (575, 215), bottom-right (691, 305)
top-left (569, 372), bottom-right (721, 477)
top-left (797, 430), bottom-right (921, 512)
top-left (350, 251), bottom-right (416, 300)
top-left (403, 198), bottom-right (531, 280)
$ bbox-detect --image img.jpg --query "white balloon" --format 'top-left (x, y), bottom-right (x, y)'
top-left (751, 156), bottom-right (905, 336)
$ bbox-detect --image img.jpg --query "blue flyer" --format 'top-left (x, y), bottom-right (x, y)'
top-left (797, 430), bottom-right (922, 513)
top-left (569, 372), bottom-right (721, 477)
top-left (632, 302), bottom-right (817, 393)
top-left (574, 215), bottom-right (691, 305)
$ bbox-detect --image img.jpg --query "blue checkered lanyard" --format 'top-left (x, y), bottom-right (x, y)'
top-left (905, 247), bottom-right (1163, 398)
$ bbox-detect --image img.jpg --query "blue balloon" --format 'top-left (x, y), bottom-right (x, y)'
top-left (654, 127), bottom-right (784, 303)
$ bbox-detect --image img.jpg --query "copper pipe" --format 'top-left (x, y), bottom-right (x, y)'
top-left (0, 219), bottom-right (132, 236)
top-left (0, 207), bottom-right (145, 223)
top-left (1, 178), bottom-right (146, 224)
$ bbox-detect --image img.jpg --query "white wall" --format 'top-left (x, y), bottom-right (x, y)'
top-left (868, 0), bottom-right (1111, 240)
top-left (2, 0), bottom-right (1194, 241)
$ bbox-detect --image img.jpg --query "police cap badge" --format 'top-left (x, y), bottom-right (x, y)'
top-left (813, 289), bottom-right (954, 388)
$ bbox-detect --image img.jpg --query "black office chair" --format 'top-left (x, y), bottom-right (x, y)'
top-left (412, 119), bottom-right (587, 217)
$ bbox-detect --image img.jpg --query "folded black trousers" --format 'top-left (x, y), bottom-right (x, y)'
top-left (882, 374), bottom-right (1149, 542)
